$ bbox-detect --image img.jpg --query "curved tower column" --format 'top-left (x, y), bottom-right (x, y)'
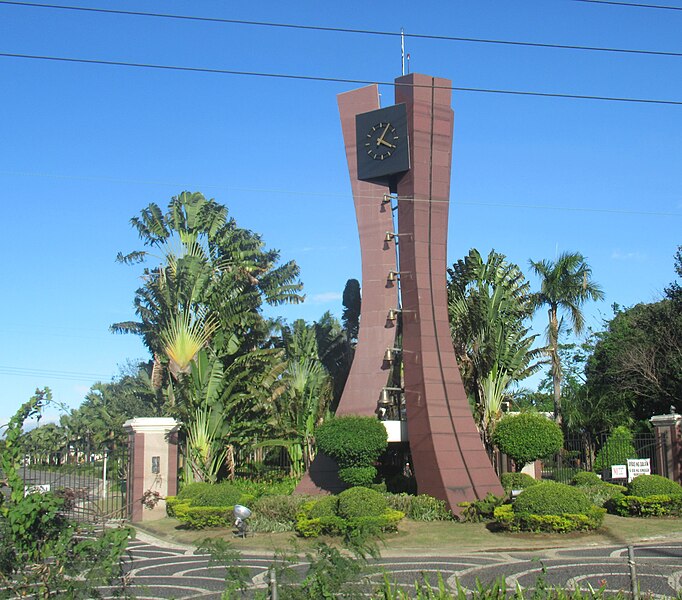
top-left (296, 85), bottom-right (397, 493)
top-left (395, 74), bottom-right (503, 511)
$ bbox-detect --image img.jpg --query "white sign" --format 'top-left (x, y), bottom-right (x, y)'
top-left (627, 458), bottom-right (651, 482)
top-left (611, 464), bottom-right (627, 479)
top-left (24, 484), bottom-right (50, 496)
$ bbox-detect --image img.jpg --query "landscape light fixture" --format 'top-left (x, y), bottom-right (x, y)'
top-left (233, 504), bottom-right (252, 538)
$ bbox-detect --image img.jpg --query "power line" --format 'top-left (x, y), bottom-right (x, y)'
top-left (1, 169), bottom-right (680, 218)
top-left (2, 0), bottom-right (682, 59)
top-left (2, 51), bottom-right (682, 106)
top-left (571, 0), bottom-right (682, 11)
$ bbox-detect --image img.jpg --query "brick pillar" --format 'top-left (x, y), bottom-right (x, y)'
top-left (650, 412), bottom-right (682, 485)
top-left (123, 417), bottom-right (179, 522)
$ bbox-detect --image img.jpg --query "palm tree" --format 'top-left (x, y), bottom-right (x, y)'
top-left (529, 251), bottom-right (604, 426)
top-left (448, 249), bottom-right (543, 445)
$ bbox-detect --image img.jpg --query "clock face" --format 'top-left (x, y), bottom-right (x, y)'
top-left (356, 103), bottom-right (410, 184)
top-left (364, 121), bottom-right (400, 161)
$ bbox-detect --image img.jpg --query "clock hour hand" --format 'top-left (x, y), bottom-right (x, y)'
top-left (378, 138), bottom-right (396, 149)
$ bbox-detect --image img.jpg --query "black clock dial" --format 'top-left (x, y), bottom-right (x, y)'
top-left (356, 103), bottom-right (410, 184)
top-left (364, 121), bottom-right (400, 161)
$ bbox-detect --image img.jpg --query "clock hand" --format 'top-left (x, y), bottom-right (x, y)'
top-left (378, 139), bottom-right (396, 149)
top-left (376, 122), bottom-right (391, 146)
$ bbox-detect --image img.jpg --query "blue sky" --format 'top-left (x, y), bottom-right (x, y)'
top-left (1, 0), bottom-right (680, 427)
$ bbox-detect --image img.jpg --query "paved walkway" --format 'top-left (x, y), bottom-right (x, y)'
top-left (118, 532), bottom-right (682, 599)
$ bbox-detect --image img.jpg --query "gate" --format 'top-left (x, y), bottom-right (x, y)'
top-left (541, 431), bottom-right (669, 483)
top-left (19, 442), bottom-right (130, 524)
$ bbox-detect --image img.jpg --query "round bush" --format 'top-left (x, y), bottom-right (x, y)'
top-left (500, 473), bottom-right (539, 493)
top-left (492, 413), bottom-right (563, 469)
top-left (337, 486), bottom-right (387, 519)
top-left (315, 416), bottom-right (388, 469)
top-left (307, 495), bottom-right (339, 519)
top-left (628, 474), bottom-right (682, 497)
top-left (593, 426), bottom-right (638, 473)
top-left (513, 482), bottom-right (593, 516)
top-left (571, 471), bottom-right (603, 486)
top-left (338, 466), bottom-right (377, 487)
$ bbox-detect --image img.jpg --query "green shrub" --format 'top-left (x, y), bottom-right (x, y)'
top-left (495, 503), bottom-right (605, 533)
top-left (627, 474), bottom-right (682, 497)
top-left (492, 413), bottom-right (563, 469)
top-left (308, 495), bottom-right (339, 519)
top-left (579, 483), bottom-right (627, 507)
top-left (384, 493), bottom-right (453, 521)
top-left (607, 493), bottom-right (682, 517)
top-left (229, 477), bottom-right (300, 498)
top-left (180, 506), bottom-right (234, 529)
top-left (337, 466), bottom-right (377, 487)
top-left (458, 493), bottom-right (506, 523)
top-left (248, 494), bottom-right (310, 533)
top-left (337, 487), bottom-right (387, 519)
top-left (500, 472), bottom-right (539, 493)
top-left (593, 426), bottom-right (637, 473)
top-left (514, 482), bottom-right (593, 516)
top-left (315, 416), bottom-right (387, 487)
top-left (177, 482), bottom-right (243, 507)
top-left (571, 471), bottom-right (603, 486)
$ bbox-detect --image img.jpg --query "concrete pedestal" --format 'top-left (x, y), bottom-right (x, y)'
top-left (123, 417), bottom-right (179, 522)
top-left (650, 412), bottom-right (682, 485)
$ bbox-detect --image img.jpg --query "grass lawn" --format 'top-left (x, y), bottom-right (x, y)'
top-left (136, 514), bottom-right (682, 557)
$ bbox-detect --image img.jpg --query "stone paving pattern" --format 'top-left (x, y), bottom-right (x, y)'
top-left (112, 534), bottom-right (682, 599)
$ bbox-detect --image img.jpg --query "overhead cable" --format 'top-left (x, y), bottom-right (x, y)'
top-left (1, 1), bottom-right (682, 58)
top-left (2, 52), bottom-right (682, 106)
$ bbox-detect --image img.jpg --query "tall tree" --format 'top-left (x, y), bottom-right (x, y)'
top-left (448, 249), bottom-right (542, 442)
top-left (529, 251), bottom-right (604, 426)
top-left (341, 279), bottom-right (361, 345)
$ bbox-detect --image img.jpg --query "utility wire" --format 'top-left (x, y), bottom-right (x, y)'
top-left (1, 170), bottom-right (680, 218)
top-left (571, 0), bottom-right (682, 11)
top-left (2, 1), bottom-right (682, 58)
top-left (2, 52), bottom-right (682, 106)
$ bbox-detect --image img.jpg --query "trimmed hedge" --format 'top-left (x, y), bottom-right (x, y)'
top-left (606, 493), bottom-right (682, 517)
top-left (627, 474), bottom-right (682, 497)
top-left (494, 504), bottom-right (606, 533)
top-left (514, 482), bottom-right (593, 516)
top-left (500, 472), bottom-right (539, 493)
top-left (492, 413), bottom-right (563, 469)
top-left (337, 487), bottom-right (387, 519)
top-left (315, 415), bottom-right (387, 488)
top-left (294, 487), bottom-right (404, 538)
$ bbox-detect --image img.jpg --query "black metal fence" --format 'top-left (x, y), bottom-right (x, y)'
top-left (541, 432), bottom-right (667, 484)
top-left (17, 444), bottom-right (130, 523)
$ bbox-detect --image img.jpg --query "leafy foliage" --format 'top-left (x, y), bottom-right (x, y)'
top-left (606, 493), bottom-right (682, 517)
top-left (570, 471), bottom-right (602, 486)
top-left (383, 493), bottom-right (454, 521)
top-left (0, 390), bottom-right (131, 598)
top-left (627, 474), bottom-right (682, 497)
top-left (342, 278), bottom-right (361, 345)
top-left (492, 412), bottom-right (563, 470)
top-left (458, 493), bottom-right (506, 522)
top-left (513, 482), bottom-right (593, 516)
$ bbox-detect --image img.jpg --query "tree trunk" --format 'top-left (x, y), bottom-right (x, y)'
top-left (549, 307), bottom-right (563, 427)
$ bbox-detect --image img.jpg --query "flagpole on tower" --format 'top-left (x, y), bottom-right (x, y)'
top-left (401, 28), bottom-right (405, 76)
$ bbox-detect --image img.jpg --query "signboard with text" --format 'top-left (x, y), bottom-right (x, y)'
top-left (611, 464), bottom-right (627, 479)
top-left (627, 458), bottom-right (651, 482)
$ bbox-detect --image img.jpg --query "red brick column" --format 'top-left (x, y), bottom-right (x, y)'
top-left (395, 74), bottom-right (503, 513)
top-left (650, 412), bottom-right (682, 484)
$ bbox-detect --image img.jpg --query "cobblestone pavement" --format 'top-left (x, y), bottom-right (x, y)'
top-left (117, 535), bottom-right (682, 599)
